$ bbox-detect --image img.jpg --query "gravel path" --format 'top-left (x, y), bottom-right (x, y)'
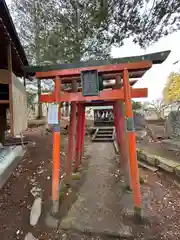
top-left (60, 143), bottom-right (132, 238)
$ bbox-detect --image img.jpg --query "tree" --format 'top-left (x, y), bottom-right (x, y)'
top-left (127, 0), bottom-right (180, 47)
top-left (26, 91), bottom-right (36, 118)
top-left (39, 0), bottom-right (180, 62)
top-left (11, 0), bottom-right (180, 119)
top-left (27, 92), bottom-right (36, 110)
top-left (163, 72), bottom-right (180, 104)
top-left (132, 101), bottom-right (142, 111)
top-left (11, 0), bottom-right (180, 64)
top-left (11, 0), bottom-right (58, 119)
top-left (42, 0), bottom-right (113, 63)
top-left (147, 99), bottom-right (165, 119)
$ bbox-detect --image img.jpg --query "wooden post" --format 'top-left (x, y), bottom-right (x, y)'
top-left (23, 75), bottom-right (26, 87)
top-left (65, 102), bottom-right (69, 117)
top-left (0, 105), bottom-right (8, 143)
top-left (65, 80), bottom-right (77, 185)
top-left (113, 102), bottom-right (120, 147)
top-left (51, 76), bottom-right (61, 214)
top-left (122, 69), bottom-right (141, 217)
top-left (117, 101), bottom-right (131, 189)
top-left (79, 105), bottom-right (85, 164)
top-left (7, 42), bottom-right (14, 137)
top-left (113, 76), bottom-right (130, 189)
top-left (74, 104), bottom-right (83, 171)
top-left (37, 79), bottom-right (42, 119)
top-left (112, 78), bottom-right (121, 149)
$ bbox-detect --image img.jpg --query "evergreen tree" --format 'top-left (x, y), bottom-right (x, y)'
top-left (11, 0), bottom-right (180, 117)
top-left (11, 0), bottom-right (58, 118)
top-left (11, 0), bottom-right (180, 63)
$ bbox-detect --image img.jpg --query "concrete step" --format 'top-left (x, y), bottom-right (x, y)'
top-left (98, 126), bottom-right (114, 128)
top-left (98, 127), bottom-right (114, 130)
top-left (96, 133), bottom-right (113, 137)
top-left (92, 127), bottom-right (115, 142)
top-left (98, 128), bottom-right (114, 131)
top-left (96, 132), bottom-right (113, 136)
top-left (92, 138), bottom-right (114, 142)
top-left (138, 160), bottom-right (158, 172)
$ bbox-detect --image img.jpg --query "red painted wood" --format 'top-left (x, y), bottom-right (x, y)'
top-left (113, 102), bottom-right (120, 147)
top-left (122, 69), bottom-right (141, 212)
top-left (36, 61), bottom-right (152, 79)
top-left (116, 101), bottom-right (131, 187)
top-left (52, 77), bottom-right (61, 213)
top-left (79, 106), bottom-right (86, 164)
top-left (74, 104), bottom-right (83, 171)
top-left (52, 132), bottom-right (60, 202)
top-left (65, 101), bottom-right (77, 184)
top-left (40, 88), bottom-right (148, 103)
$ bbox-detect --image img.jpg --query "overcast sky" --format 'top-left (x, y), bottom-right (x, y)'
top-left (5, 0), bottom-right (180, 101)
top-left (111, 32), bottom-right (180, 101)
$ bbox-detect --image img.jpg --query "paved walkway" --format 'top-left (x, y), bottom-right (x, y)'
top-left (60, 143), bottom-right (158, 238)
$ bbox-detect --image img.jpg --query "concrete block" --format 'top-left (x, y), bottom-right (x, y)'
top-left (137, 148), bottom-right (180, 173)
top-left (138, 160), bottom-right (158, 172)
top-left (146, 153), bottom-right (158, 166)
top-left (44, 212), bottom-right (59, 228)
top-left (138, 151), bottom-right (147, 162)
top-left (0, 146), bottom-right (26, 189)
top-left (136, 148), bottom-right (141, 158)
top-left (156, 156), bottom-right (180, 172)
top-left (24, 232), bottom-right (38, 240)
top-left (175, 165), bottom-right (180, 178)
top-left (30, 197), bottom-right (42, 226)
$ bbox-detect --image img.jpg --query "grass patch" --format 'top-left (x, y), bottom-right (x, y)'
top-left (139, 176), bottom-right (145, 184)
top-left (59, 184), bottom-right (69, 200)
top-left (72, 172), bottom-right (81, 180)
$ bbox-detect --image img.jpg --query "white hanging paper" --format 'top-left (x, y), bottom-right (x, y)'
top-left (48, 104), bottom-right (59, 125)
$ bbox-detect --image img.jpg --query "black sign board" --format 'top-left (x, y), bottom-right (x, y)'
top-left (81, 70), bottom-right (99, 96)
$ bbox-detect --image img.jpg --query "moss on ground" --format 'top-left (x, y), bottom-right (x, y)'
top-left (59, 184), bottom-right (69, 200)
top-left (72, 172), bottom-right (81, 180)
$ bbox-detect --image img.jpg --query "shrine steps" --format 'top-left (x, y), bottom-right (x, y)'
top-left (92, 127), bottom-right (115, 142)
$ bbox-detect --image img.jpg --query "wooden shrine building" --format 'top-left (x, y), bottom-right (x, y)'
top-left (0, 0), bottom-right (29, 142)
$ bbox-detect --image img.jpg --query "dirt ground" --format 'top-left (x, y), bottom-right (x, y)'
top-left (0, 124), bottom-right (180, 239)
top-left (0, 127), bottom-right (67, 240)
top-left (138, 122), bottom-right (180, 162)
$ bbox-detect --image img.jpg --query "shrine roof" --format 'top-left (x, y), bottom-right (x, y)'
top-left (24, 50), bottom-right (170, 79)
top-left (0, 0), bottom-right (29, 77)
top-left (92, 106), bottom-right (113, 110)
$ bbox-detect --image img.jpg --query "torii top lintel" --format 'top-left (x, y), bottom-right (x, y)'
top-left (35, 50), bottom-right (170, 103)
top-left (24, 50), bottom-right (170, 80)
top-left (36, 60), bottom-right (152, 80)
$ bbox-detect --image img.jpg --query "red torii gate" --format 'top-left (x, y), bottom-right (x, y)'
top-left (36, 60), bottom-right (151, 217)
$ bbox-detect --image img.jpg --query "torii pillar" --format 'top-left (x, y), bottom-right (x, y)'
top-left (113, 76), bottom-right (130, 189)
